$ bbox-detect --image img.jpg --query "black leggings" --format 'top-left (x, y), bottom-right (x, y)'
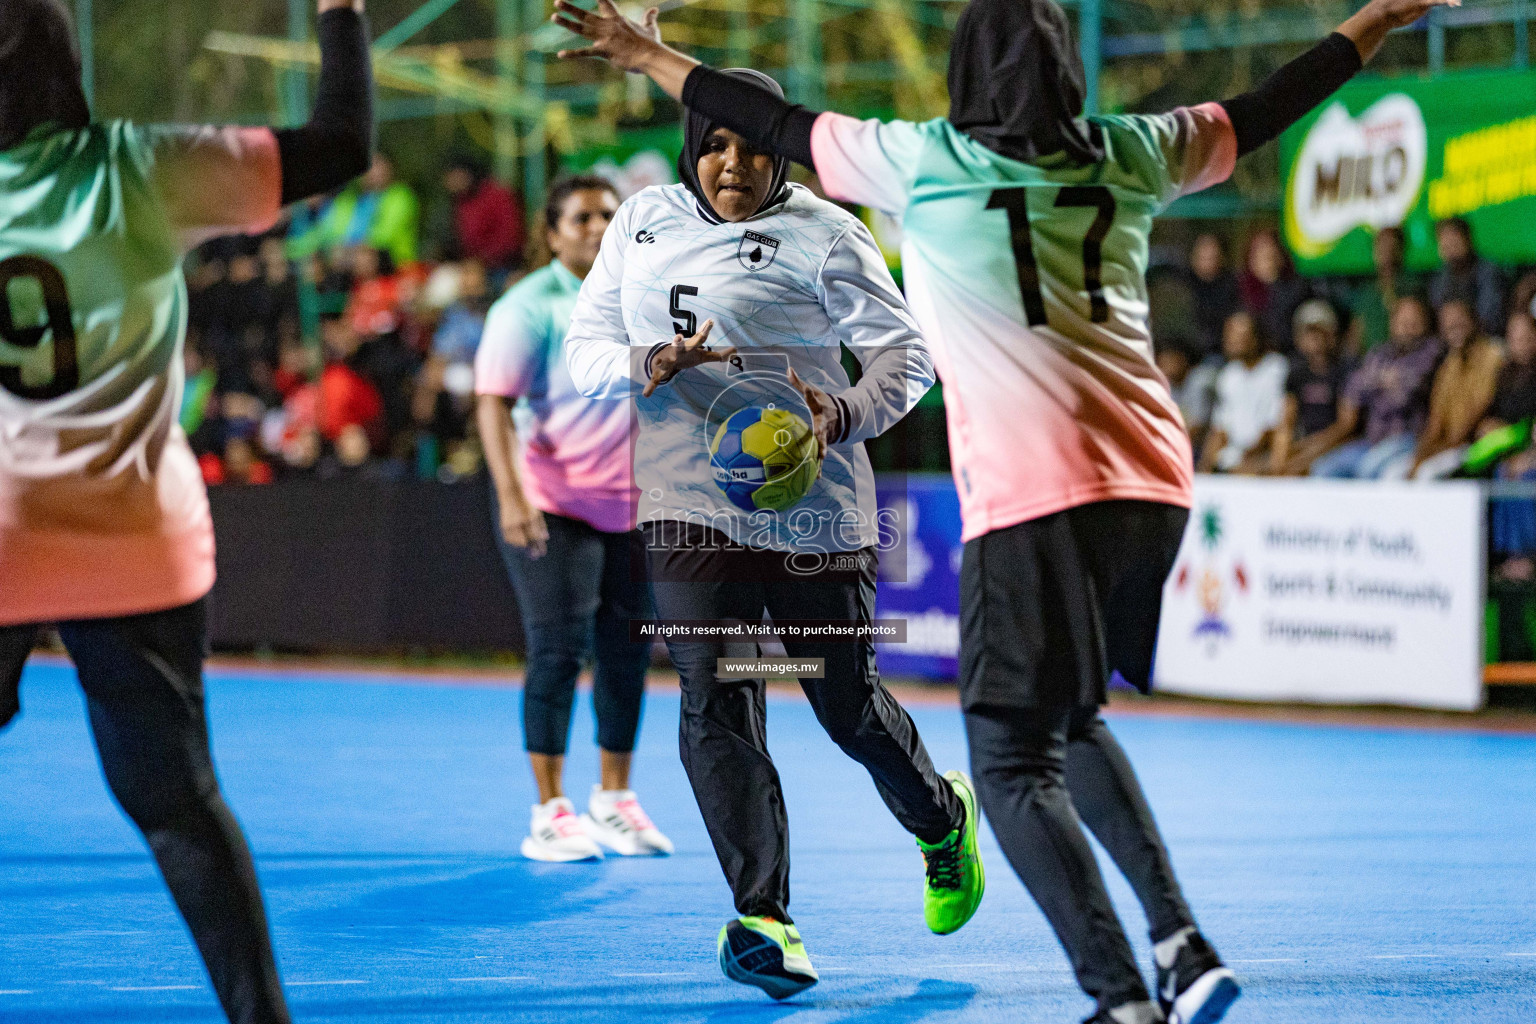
top-left (646, 522), bottom-right (961, 923)
top-left (492, 506), bottom-right (653, 757)
top-left (966, 702), bottom-right (1194, 1010)
top-left (0, 601), bottom-right (289, 1024)
top-left (959, 501), bottom-right (1196, 1012)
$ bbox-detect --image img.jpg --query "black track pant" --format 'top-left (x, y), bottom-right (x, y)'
top-left (960, 501), bottom-right (1196, 1012)
top-left (647, 523), bottom-right (962, 923)
top-left (0, 600), bottom-right (290, 1024)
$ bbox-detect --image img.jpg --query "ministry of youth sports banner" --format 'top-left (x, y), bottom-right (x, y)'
top-left (1154, 477), bottom-right (1484, 711)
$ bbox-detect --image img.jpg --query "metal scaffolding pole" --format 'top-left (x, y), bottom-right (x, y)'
top-left (284, 0), bottom-right (309, 124)
top-left (495, 0), bottom-right (521, 181)
top-left (789, 0), bottom-right (826, 108)
top-left (522, 0), bottom-right (547, 215)
top-left (1080, 0), bottom-right (1101, 114)
top-left (75, 0), bottom-right (94, 111)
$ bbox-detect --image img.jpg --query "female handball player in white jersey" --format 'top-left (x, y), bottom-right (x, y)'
top-left (553, 0), bottom-right (1455, 1020)
top-left (563, 70), bottom-right (984, 999)
top-left (0, 1), bottom-right (374, 1021)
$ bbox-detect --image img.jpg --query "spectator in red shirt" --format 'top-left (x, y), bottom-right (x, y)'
top-left (318, 316), bottom-right (385, 443)
top-left (445, 157), bottom-right (525, 277)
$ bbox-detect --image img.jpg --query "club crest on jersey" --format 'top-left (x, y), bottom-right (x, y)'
top-left (738, 230), bottom-right (781, 272)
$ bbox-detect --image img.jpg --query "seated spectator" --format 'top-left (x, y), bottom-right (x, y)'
top-left (1197, 312), bottom-right (1288, 474)
top-left (414, 261), bottom-right (490, 441)
top-left (293, 153), bottom-right (421, 269)
top-left (1308, 295), bottom-right (1444, 479)
top-left (1389, 298), bottom-right (1503, 480)
top-left (1186, 232), bottom-right (1241, 361)
top-left (346, 246), bottom-right (404, 338)
top-left (1429, 217), bottom-right (1506, 337)
top-left (1482, 311), bottom-right (1536, 436)
top-left (222, 437), bottom-right (274, 486)
top-left (1156, 341), bottom-right (1215, 449)
top-left (317, 317), bottom-right (386, 445)
top-left (444, 158), bottom-right (525, 278)
top-left (1348, 225), bottom-right (1423, 356)
top-left (1268, 300), bottom-right (1349, 474)
top-left (1240, 228), bottom-right (1310, 354)
top-left (1484, 314), bottom-right (1536, 579)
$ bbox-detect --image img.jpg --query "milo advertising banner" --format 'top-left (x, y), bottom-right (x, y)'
top-left (1280, 68), bottom-right (1536, 274)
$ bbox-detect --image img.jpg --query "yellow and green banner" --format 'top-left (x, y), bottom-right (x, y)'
top-left (1280, 68), bottom-right (1536, 275)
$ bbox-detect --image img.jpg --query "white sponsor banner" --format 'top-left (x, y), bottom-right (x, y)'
top-left (1154, 477), bottom-right (1484, 710)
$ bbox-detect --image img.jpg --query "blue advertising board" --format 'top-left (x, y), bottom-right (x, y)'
top-left (874, 474), bottom-right (963, 680)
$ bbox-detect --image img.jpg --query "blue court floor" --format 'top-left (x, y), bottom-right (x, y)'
top-left (1, 661), bottom-right (1534, 1023)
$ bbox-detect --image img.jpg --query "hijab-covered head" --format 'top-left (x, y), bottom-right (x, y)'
top-left (0, 0), bottom-right (91, 151)
top-left (678, 68), bottom-right (791, 224)
top-left (947, 0), bottom-right (1103, 166)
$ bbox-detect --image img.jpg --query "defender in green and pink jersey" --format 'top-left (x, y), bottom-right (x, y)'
top-left (555, 0), bottom-right (1457, 1019)
top-left (0, 2), bottom-right (373, 1021)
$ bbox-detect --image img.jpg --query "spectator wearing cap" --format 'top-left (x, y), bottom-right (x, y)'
top-left (1198, 311), bottom-right (1289, 474)
top-left (1268, 299), bottom-right (1349, 474)
top-left (445, 158), bottom-right (525, 278)
top-left (1308, 295), bottom-right (1444, 478)
top-left (1387, 298), bottom-right (1503, 480)
top-left (1429, 217), bottom-right (1506, 337)
top-left (1348, 225), bottom-right (1423, 356)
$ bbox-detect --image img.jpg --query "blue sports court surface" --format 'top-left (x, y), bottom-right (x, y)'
top-left (2, 660), bottom-right (1533, 1023)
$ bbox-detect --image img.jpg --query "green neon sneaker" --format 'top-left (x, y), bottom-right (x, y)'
top-left (716, 916), bottom-right (819, 1000)
top-left (917, 769), bottom-right (985, 935)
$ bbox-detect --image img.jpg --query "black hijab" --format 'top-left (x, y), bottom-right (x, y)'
top-left (0, 0), bottom-right (91, 152)
top-left (947, 0), bottom-right (1103, 166)
top-left (679, 68), bottom-right (791, 225)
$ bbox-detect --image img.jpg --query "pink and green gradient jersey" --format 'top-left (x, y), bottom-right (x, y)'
top-left (474, 259), bottom-right (637, 533)
top-left (809, 105), bottom-right (1237, 541)
top-left (0, 121), bottom-right (281, 626)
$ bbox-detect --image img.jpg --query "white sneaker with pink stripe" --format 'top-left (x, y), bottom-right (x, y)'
top-left (582, 786), bottom-right (674, 857)
top-left (521, 797), bottom-right (604, 862)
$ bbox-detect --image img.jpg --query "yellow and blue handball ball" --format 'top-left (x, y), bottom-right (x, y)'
top-left (709, 406), bottom-right (821, 513)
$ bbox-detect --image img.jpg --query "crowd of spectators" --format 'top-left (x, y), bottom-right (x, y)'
top-left (1158, 218), bottom-right (1536, 578)
top-left (179, 149), bottom-right (1536, 578)
top-left (181, 152), bottom-right (522, 489)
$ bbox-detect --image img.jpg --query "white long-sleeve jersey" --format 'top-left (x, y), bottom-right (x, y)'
top-left (565, 182), bottom-right (934, 553)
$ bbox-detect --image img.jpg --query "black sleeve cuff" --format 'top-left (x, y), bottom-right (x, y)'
top-left (681, 65), bottom-right (819, 169)
top-left (1220, 32), bottom-right (1363, 158)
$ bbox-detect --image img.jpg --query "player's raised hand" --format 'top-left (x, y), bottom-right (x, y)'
top-left (787, 368), bottom-right (840, 462)
top-left (553, 0), bottom-right (662, 71)
top-left (643, 319), bottom-right (737, 397)
top-left (552, 0), bottom-right (700, 98)
top-left (1339, 0), bottom-right (1459, 60)
top-left (1363, 0), bottom-right (1460, 29)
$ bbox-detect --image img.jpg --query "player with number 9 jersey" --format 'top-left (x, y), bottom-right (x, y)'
top-left (0, 2), bottom-right (373, 1022)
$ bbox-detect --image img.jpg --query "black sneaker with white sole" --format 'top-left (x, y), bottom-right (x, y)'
top-left (1155, 929), bottom-right (1240, 1024)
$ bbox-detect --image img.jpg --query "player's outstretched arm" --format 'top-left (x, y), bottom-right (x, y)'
top-left (1219, 0), bottom-right (1458, 157)
top-left (274, 0), bottom-right (374, 204)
